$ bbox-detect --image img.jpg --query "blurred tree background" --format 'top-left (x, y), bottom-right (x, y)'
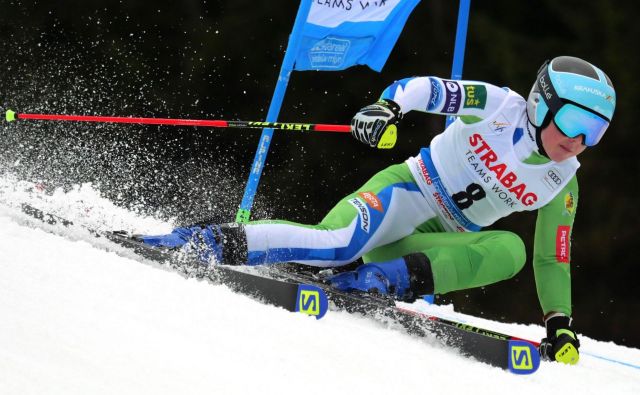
top-left (1, 0), bottom-right (638, 347)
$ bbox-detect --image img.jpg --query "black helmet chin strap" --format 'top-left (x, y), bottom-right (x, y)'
top-left (535, 124), bottom-right (549, 159)
top-left (526, 120), bottom-right (549, 159)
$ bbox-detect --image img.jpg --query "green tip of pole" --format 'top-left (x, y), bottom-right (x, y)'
top-left (6, 110), bottom-right (17, 122)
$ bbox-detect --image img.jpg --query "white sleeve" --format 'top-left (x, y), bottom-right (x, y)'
top-left (380, 76), bottom-right (510, 122)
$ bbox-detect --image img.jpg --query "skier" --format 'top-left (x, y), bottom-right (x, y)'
top-left (139, 56), bottom-right (615, 365)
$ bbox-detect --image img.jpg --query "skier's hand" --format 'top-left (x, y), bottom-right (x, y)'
top-left (538, 314), bottom-right (580, 365)
top-left (350, 99), bottom-right (402, 149)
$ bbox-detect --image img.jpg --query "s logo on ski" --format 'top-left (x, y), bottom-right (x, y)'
top-left (300, 290), bottom-right (320, 315)
top-left (508, 340), bottom-right (540, 374)
top-left (295, 284), bottom-right (328, 319)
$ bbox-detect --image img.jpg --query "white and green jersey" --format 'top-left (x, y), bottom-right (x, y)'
top-left (382, 77), bottom-right (580, 315)
top-left (381, 77), bottom-right (579, 231)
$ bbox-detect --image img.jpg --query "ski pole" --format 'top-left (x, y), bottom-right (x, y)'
top-left (4, 109), bottom-right (351, 134)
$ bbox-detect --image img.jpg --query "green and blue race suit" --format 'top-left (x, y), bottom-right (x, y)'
top-left (244, 76), bottom-right (579, 317)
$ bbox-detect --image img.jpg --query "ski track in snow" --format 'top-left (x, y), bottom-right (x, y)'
top-left (0, 178), bottom-right (639, 394)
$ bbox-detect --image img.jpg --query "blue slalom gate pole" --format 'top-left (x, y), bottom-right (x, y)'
top-left (445, 0), bottom-right (472, 128)
top-left (235, 0), bottom-right (313, 223)
top-left (425, 0), bottom-right (471, 305)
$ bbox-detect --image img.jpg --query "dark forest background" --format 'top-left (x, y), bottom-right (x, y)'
top-left (1, 0), bottom-right (638, 347)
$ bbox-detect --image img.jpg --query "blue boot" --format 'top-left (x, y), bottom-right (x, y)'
top-left (138, 225), bottom-right (223, 264)
top-left (329, 253), bottom-right (434, 301)
top-left (329, 258), bottom-right (411, 299)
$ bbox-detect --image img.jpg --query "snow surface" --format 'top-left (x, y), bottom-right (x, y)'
top-left (1, 177), bottom-right (639, 394)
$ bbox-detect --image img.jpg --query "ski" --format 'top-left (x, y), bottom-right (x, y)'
top-left (104, 229), bottom-right (329, 319)
top-left (17, 203), bottom-right (538, 372)
top-left (269, 268), bottom-right (541, 374)
top-left (17, 203), bottom-right (329, 319)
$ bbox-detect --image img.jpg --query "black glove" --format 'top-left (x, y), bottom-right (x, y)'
top-left (350, 99), bottom-right (402, 149)
top-left (539, 314), bottom-right (580, 365)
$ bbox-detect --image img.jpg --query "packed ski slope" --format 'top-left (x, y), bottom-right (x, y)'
top-left (1, 177), bottom-right (639, 395)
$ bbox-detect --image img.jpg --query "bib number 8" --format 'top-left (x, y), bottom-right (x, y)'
top-left (453, 183), bottom-right (486, 210)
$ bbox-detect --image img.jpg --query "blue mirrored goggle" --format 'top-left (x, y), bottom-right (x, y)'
top-left (553, 103), bottom-right (610, 146)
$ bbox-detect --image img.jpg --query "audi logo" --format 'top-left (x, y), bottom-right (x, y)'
top-left (547, 170), bottom-right (562, 185)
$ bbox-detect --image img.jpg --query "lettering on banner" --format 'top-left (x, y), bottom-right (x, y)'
top-left (313, 1), bottom-right (396, 12)
top-left (358, 1), bottom-right (389, 10)
top-left (309, 1), bottom-right (397, 27)
top-left (313, 0), bottom-right (354, 11)
top-left (309, 37), bottom-right (351, 69)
